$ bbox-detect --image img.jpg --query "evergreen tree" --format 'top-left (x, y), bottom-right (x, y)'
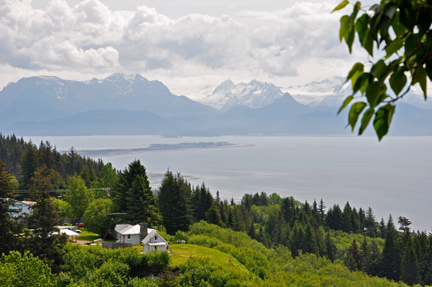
top-left (79, 166), bottom-right (92, 188)
top-left (290, 224), bottom-right (304, 258)
top-left (344, 239), bottom-right (363, 271)
top-left (205, 201), bottom-right (223, 226)
top-left (113, 160), bottom-right (147, 213)
top-left (125, 174), bottom-right (161, 226)
top-left (248, 220), bottom-right (256, 240)
top-left (400, 244), bottom-right (421, 286)
top-left (380, 226), bottom-right (401, 281)
top-left (366, 240), bottom-right (381, 276)
top-left (0, 160), bottom-right (23, 255)
top-left (302, 224), bottom-right (318, 254)
top-left (387, 214), bottom-right (395, 230)
top-left (318, 199), bottom-right (326, 225)
top-left (158, 171), bottom-right (193, 234)
top-left (325, 231), bottom-right (337, 262)
top-left (19, 142), bottom-right (39, 188)
top-left (379, 217), bottom-right (387, 239)
top-left (26, 166), bottom-right (67, 273)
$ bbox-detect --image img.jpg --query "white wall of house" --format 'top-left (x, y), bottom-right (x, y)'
top-left (119, 234), bottom-right (141, 245)
top-left (142, 230), bottom-right (168, 253)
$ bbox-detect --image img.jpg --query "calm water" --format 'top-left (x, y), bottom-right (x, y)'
top-left (24, 135), bottom-right (432, 231)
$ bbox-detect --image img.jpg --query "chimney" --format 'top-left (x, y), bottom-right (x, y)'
top-left (139, 223), bottom-right (148, 242)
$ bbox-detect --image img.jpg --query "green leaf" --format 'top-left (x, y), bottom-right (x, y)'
top-left (413, 66), bottom-right (427, 100)
top-left (405, 33), bottom-right (419, 58)
top-left (340, 15), bottom-right (351, 41)
top-left (370, 4), bottom-right (383, 35)
top-left (346, 62), bottom-right (364, 85)
top-left (338, 95), bottom-right (354, 114)
top-left (363, 30), bottom-right (374, 56)
top-left (385, 38), bottom-right (404, 59)
top-left (346, 25), bottom-right (356, 53)
top-left (392, 12), bottom-right (406, 37)
top-left (348, 102), bottom-right (367, 131)
top-left (356, 14), bottom-right (369, 43)
top-left (389, 67), bottom-right (407, 95)
top-left (373, 104), bottom-right (395, 141)
top-left (350, 1), bottom-right (361, 22)
top-left (384, 3), bottom-right (397, 19)
top-left (353, 73), bottom-right (370, 95)
top-left (359, 108), bottom-right (374, 135)
top-left (332, 0), bottom-right (350, 13)
top-left (379, 16), bottom-right (392, 40)
top-left (366, 81), bottom-right (385, 108)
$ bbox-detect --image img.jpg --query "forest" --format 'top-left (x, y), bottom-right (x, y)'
top-left (0, 134), bottom-right (430, 286)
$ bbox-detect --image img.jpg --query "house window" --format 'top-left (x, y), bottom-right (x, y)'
top-left (155, 236), bottom-right (157, 240)
top-left (155, 246), bottom-right (158, 251)
top-left (127, 235), bottom-right (131, 239)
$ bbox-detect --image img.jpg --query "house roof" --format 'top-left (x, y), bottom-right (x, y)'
top-left (114, 224), bottom-right (155, 236)
top-left (142, 229), bottom-right (168, 244)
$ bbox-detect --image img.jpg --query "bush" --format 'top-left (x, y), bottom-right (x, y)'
top-left (144, 251), bottom-right (170, 272)
top-left (63, 222), bottom-right (72, 226)
top-left (0, 251), bottom-right (57, 287)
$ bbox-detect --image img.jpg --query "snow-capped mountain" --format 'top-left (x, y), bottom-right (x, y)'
top-left (0, 73), bottom-right (217, 128)
top-left (202, 79), bottom-right (285, 112)
top-left (285, 77), bottom-right (351, 108)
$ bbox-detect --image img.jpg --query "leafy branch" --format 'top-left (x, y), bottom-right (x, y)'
top-left (333, 0), bottom-right (432, 140)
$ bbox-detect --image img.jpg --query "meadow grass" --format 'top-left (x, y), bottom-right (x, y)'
top-left (169, 244), bottom-right (248, 272)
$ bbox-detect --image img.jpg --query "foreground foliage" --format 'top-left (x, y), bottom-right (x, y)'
top-left (334, 0), bottom-right (432, 140)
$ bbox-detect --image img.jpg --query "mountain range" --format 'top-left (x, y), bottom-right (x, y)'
top-left (1, 74), bottom-right (431, 136)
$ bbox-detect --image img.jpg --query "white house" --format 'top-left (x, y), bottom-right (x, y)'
top-left (114, 224), bottom-right (143, 245)
top-left (113, 223), bottom-right (168, 252)
top-left (142, 228), bottom-right (168, 253)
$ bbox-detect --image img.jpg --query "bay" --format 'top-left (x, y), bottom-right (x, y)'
top-left (24, 135), bottom-right (432, 231)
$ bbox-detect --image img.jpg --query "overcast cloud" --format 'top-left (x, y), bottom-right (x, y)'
top-left (0, 0), bottom-right (370, 97)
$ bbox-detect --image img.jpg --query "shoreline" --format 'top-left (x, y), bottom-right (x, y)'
top-left (73, 142), bottom-right (254, 157)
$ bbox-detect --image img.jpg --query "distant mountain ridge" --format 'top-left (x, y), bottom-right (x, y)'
top-left (0, 73), bottom-right (217, 129)
top-left (1, 74), bottom-right (432, 136)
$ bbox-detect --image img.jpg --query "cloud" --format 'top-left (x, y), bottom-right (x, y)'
top-left (0, 0), bottom-right (365, 94)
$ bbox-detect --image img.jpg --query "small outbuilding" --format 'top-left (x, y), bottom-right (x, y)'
top-left (175, 240), bottom-right (186, 244)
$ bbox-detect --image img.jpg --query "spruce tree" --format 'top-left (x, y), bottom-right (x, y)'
top-left (20, 142), bottom-right (39, 188)
top-left (125, 174), bottom-right (161, 226)
top-left (302, 224), bottom-right (318, 254)
top-left (158, 171), bottom-right (193, 234)
top-left (26, 166), bottom-right (67, 273)
top-left (113, 160), bottom-right (148, 213)
top-left (380, 226), bottom-right (401, 281)
top-left (0, 160), bottom-right (23, 255)
top-left (344, 239), bottom-right (363, 271)
top-left (400, 245), bottom-right (421, 286)
top-left (205, 201), bottom-right (223, 226)
top-left (325, 231), bottom-right (337, 262)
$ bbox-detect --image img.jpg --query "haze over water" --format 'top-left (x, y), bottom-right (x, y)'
top-left (24, 135), bottom-right (432, 231)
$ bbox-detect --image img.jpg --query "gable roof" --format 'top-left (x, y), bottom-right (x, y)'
top-left (141, 229), bottom-right (168, 244)
top-left (114, 224), bottom-right (155, 236)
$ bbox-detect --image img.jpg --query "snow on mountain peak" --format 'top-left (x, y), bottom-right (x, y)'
top-left (203, 79), bottom-right (284, 111)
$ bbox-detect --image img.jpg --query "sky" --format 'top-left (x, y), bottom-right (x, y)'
top-left (0, 0), bottom-right (375, 98)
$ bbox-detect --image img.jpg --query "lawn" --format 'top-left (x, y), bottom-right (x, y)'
top-left (77, 229), bottom-right (117, 242)
top-left (169, 244), bottom-right (248, 272)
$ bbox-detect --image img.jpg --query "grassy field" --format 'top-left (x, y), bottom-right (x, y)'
top-left (77, 229), bottom-right (117, 242)
top-left (169, 244), bottom-right (248, 272)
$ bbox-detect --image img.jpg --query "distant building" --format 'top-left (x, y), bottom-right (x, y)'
top-left (112, 223), bottom-right (168, 252)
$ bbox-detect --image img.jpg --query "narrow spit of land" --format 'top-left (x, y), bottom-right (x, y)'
top-left (74, 142), bottom-right (253, 157)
